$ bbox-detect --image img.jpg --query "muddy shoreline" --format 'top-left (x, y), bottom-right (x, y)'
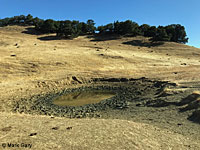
top-left (12, 78), bottom-right (171, 117)
top-left (10, 77), bottom-right (200, 142)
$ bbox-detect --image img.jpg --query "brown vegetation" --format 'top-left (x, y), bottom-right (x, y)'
top-left (0, 26), bottom-right (200, 149)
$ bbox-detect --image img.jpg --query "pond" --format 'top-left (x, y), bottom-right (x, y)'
top-left (53, 90), bottom-right (116, 106)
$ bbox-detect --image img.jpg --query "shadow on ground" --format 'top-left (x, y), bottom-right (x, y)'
top-left (22, 27), bottom-right (62, 41)
top-left (37, 36), bottom-right (62, 41)
top-left (87, 34), bottom-right (121, 42)
top-left (122, 40), bottom-right (164, 47)
top-left (22, 27), bottom-right (43, 35)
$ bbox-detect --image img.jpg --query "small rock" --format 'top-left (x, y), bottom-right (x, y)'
top-left (1, 126), bottom-right (12, 132)
top-left (188, 109), bottom-right (200, 123)
top-left (181, 63), bottom-right (187, 65)
top-left (179, 92), bottom-right (200, 105)
top-left (136, 103), bottom-right (141, 106)
top-left (29, 133), bottom-right (37, 136)
top-left (148, 119), bottom-right (153, 121)
top-left (52, 127), bottom-right (59, 130)
top-left (95, 114), bottom-right (101, 118)
top-left (66, 127), bottom-right (72, 130)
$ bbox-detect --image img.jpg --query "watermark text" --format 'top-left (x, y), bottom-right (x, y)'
top-left (1, 143), bottom-right (32, 149)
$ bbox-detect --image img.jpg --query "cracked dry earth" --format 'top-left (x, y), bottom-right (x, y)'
top-left (0, 26), bottom-right (200, 150)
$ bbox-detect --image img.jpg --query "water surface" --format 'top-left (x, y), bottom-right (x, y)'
top-left (53, 90), bottom-right (115, 106)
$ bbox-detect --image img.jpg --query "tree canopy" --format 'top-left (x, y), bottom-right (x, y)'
top-left (0, 14), bottom-right (189, 43)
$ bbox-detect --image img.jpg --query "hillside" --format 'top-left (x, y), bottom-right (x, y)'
top-left (0, 26), bottom-right (200, 149)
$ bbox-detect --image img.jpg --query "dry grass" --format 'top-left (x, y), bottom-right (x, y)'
top-left (163, 87), bottom-right (186, 94)
top-left (1, 26), bottom-right (200, 149)
top-left (192, 91), bottom-right (200, 95)
top-left (0, 112), bottom-right (199, 150)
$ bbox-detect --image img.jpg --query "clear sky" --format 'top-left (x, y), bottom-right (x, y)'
top-left (1, 0), bottom-right (199, 48)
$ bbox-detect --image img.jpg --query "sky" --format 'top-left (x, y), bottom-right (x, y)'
top-left (0, 0), bottom-right (200, 48)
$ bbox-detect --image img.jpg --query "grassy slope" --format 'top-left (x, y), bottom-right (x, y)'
top-left (0, 26), bottom-right (200, 149)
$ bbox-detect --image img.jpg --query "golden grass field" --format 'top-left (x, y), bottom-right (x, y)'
top-left (0, 26), bottom-right (200, 149)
